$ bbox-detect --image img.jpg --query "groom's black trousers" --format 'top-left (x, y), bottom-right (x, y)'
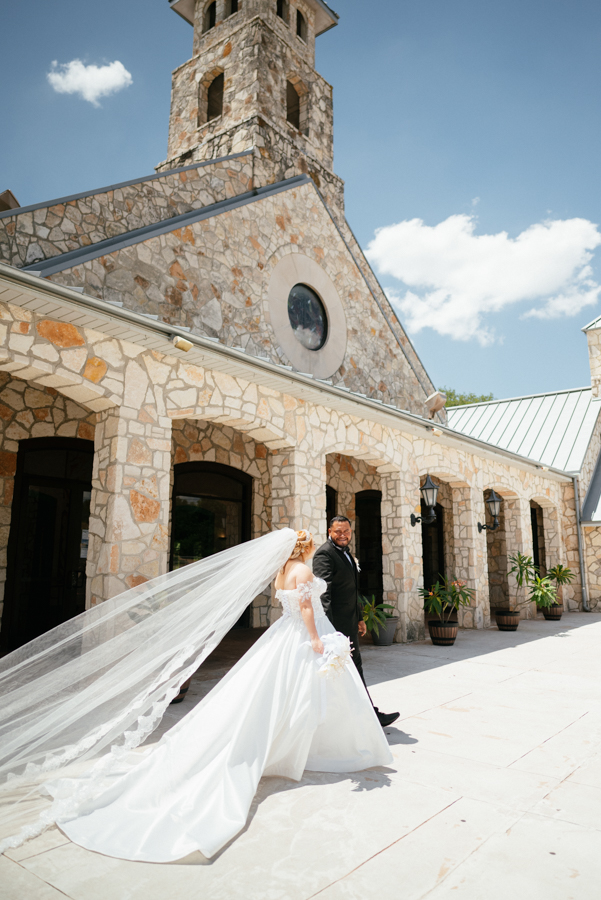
top-left (349, 634), bottom-right (367, 687)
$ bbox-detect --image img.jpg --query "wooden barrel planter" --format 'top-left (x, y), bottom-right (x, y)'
top-left (542, 604), bottom-right (563, 621)
top-left (428, 620), bottom-right (458, 646)
top-left (372, 615), bottom-right (399, 647)
top-left (495, 610), bottom-right (521, 632)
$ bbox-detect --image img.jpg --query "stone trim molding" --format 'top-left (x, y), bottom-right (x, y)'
top-left (267, 252), bottom-right (346, 378)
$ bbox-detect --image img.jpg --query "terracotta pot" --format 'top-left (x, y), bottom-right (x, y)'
top-left (542, 604), bottom-right (563, 621)
top-left (428, 620), bottom-right (458, 646)
top-left (372, 615), bottom-right (399, 647)
top-left (495, 610), bottom-right (521, 632)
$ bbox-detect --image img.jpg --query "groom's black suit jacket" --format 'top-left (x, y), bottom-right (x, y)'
top-left (313, 539), bottom-right (366, 685)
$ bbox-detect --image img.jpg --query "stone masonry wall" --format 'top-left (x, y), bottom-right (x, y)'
top-left (0, 375), bottom-right (95, 626)
top-left (583, 527), bottom-right (601, 609)
top-left (586, 326), bottom-right (601, 399)
top-left (46, 180), bottom-right (434, 416)
top-left (0, 155), bottom-right (254, 269)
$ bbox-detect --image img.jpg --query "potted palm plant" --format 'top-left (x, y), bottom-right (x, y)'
top-left (496, 553), bottom-right (534, 631)
top-left (360, 595), bottom-right (398, 646)
top-left (502, 556), bottom-right (574, 629)
top-left (544, 564), bottom-right (575, 620)
top-left (419, 577), bottom-right (475, 646)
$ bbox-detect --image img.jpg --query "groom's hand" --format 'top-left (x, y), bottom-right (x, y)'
top-left (358, 621), bottom-right (367, 637)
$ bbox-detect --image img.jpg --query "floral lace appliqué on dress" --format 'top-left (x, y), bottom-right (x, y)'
top-left (275, 577), bottom-right (328, 624)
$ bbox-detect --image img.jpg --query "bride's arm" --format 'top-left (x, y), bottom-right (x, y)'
top-left (296, 569), bottom-right (324, 655)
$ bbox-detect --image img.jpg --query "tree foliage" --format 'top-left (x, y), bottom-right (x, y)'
top-left (439, 386), bottom-right (494, 407)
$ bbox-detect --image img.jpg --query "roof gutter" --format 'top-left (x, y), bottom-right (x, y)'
top-left (0, 263), bottom-right (574, 483)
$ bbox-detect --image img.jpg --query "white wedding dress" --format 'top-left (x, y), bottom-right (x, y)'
top-left (50, 577), bottom-right (392, 862)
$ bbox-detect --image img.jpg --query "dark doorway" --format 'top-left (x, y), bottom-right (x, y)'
top-left (355, 490), bottom-right (383, 604)
top-left (326, 484), bottom-right (337, 531)
top-left (530, 502), bottom-right (546, 575)
top-left (421, 501), bottom-right (445, 592)
top-left (171, 462), bottom-right (252, 626)
top-left (1, 438), bottom-right (93, 651)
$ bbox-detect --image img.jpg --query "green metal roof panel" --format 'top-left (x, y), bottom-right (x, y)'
top-left (447, 387), bottom-right (601, 473)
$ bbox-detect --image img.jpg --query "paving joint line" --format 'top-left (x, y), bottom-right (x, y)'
top-left (305, 798), bottom-right (462, 899)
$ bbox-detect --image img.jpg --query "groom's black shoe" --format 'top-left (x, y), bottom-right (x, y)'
top-left (377, 710), bottom-right (400, 728)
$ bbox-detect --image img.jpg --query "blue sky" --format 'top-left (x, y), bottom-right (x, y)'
top-left (2, 0), bottom-right (601, 400)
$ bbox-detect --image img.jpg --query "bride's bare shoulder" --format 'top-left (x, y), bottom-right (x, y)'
top-left (275, 560), bottom-right (314, 591)
top-left (293, 563), bottom-right (314, 587)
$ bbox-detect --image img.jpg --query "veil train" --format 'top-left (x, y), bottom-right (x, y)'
top-left (0, 527), bottom-right (297, 852)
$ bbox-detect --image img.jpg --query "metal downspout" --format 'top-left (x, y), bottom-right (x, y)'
top-left (573, 475), bottom-right (590, 611)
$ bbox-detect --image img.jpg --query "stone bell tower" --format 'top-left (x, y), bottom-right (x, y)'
top-left (158, 0), bottom-right (345, 215)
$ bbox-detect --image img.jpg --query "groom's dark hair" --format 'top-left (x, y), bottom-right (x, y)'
top-left (328, 515), bottom-right (351, 529)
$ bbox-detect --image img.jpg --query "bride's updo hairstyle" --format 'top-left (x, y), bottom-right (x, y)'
top-left (288, 530), bottom-right (315, 562)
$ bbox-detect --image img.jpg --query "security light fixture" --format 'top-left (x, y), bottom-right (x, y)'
top-left (172, 335), bottom-right (193, 352)
top-left (411, 474), bottom-right (439, 526)
top-left (478, 489), bottom-right (503, 533)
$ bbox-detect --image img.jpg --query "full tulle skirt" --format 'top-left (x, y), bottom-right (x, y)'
top-left (51, 613), bottom-right (392, 862)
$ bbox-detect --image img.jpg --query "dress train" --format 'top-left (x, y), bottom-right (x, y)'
top-left (50, 578), bottom-right (392, 861)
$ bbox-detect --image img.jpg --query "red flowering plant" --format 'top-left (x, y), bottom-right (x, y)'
top-left (419, 576), bottom-right (475, 624)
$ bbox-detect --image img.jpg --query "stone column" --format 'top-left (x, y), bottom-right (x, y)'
top-left (381, 468), bottom-right (424, 642)
top-left (560, 481), bottom-right (586, 609)
top-left (453, 486), bottom-right (490, 629)
top-left (86, 363), bottom-right (172, 605)
top-left (269, 447), bottom-right (325, 623)
top-left (504, 497), bottom-right (534, 616)
top-left (270, 447), bottom-right (326, 541)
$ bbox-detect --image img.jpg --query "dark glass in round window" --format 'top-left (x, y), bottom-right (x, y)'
top-left (287, 283), bottom-right (328, 351)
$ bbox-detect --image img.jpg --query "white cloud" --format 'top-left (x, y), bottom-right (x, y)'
top-left (366, 214), bottom-right (601, 344)
top-left (47, 59), bottom-right (132, 107)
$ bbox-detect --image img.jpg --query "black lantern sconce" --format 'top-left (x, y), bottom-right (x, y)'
top-left (411, 474), bottom-right (439, 526)
top-left (478, 489), bottom-right (503, 533)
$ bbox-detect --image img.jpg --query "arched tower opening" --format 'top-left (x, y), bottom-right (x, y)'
top-left (296, 9), bottom-right (308, 42)
top-left (286, 79), bottom-right (301, 130)
top-left (203, 1), bottom-right (216, 33)
top-left (207, 72), bottom-right (224, 121)
top-left (276, 0), bottom-right (289, 24)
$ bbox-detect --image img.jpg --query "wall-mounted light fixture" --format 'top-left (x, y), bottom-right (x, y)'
top-left (172, 334), bottom-right (193, 352)
top-left (411, 474), bottom-right (439, 526)
top-left (478, 489), bottom-right (503, 533)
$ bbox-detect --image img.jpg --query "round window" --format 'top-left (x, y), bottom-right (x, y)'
top-left (287, 283), bottom-right (328, 351)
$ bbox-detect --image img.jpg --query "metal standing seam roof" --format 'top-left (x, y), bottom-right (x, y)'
top-left (447, 387), bottom-right (601, 473)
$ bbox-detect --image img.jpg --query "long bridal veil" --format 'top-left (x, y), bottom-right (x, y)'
top-left (0, 527), bottom-right (297, 851)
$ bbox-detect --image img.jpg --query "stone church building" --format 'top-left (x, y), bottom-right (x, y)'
top-left (0, 0), bottom-right (600, 650)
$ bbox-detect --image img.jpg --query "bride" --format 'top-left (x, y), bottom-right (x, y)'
top-left (0, 529), bottom-right (392, 862)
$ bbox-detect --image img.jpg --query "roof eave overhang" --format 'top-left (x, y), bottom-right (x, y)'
top-left (168, 0), bottom-right (338, 35)
top-left (0, 263), bottom-right (571, 483)
top-left (168, 0), bottom-right (195, 26)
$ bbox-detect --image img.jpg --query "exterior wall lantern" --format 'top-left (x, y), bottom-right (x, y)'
top-left (411, 474), bottom-right (439, 526)
top-left (478, 489), bottom-right (503, 533)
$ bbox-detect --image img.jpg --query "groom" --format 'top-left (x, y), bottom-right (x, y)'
top-left (313, 516), bottom-right (400, 728)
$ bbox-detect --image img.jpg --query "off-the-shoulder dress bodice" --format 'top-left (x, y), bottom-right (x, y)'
top-left (275, 577), bottom-right (327, 624)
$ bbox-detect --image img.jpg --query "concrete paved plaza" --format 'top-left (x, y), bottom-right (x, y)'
top-left (2, 613), bottom-right (601, 899)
